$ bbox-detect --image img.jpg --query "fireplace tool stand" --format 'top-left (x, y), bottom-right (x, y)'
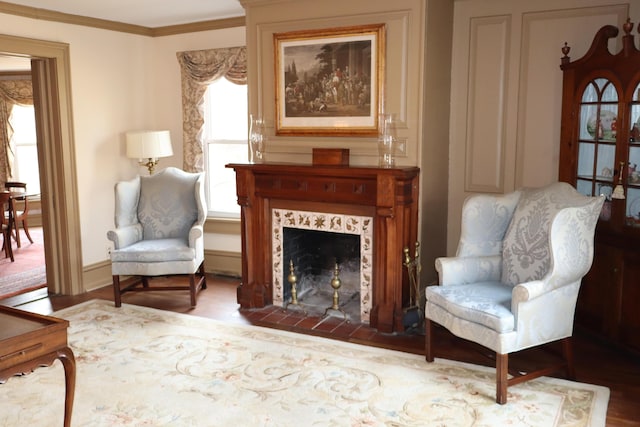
top-left (402, 242), bottom-right (424, 331)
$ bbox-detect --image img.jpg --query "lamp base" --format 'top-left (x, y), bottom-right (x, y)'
top-left (140, 158), bottom-right (159, 175)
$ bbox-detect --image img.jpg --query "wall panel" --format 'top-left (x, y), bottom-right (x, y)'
top-left (465, 16), bottom-right (510, 193)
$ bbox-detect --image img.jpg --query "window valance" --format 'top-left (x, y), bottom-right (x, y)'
top-left (0, 76), bottom-right (33, 183)
top-left (176, 47), bottom-right (247, 173)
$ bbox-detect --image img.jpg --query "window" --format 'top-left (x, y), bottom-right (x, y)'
top-left (203, 77), bottom-right (248, 217)
top-left (8, 104), bottom-right (40, 194)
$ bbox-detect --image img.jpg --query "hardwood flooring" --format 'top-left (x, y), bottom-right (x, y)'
top-left (8, 274), bottom-right (640, 426)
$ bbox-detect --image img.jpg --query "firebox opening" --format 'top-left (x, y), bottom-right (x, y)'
top-left (283, 227), bottom-right (361, 321)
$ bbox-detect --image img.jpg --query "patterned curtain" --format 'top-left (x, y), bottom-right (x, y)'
top-left (176, 47), bottom-right (247, 172)
top-left (0, 77), bottom-right (33, 184)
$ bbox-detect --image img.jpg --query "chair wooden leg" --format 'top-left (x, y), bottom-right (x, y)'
top-left (199, 262), bottom-right (207, 289)
top-left (12, 221), bottom-right (21, 248)
top-left (562, 337), bottom-right (575, 380)
top-left (21, 220), bottom-right (34, 244)
top-left (2, 230), bottom-right (14, 262)
top-left (189, 274), bottom-right (197, 307)
top-left (113, 275), bottom-right (122, 307)
top-left (425, 318), bottom-right (434, 362)
top-left (496, 353), bottom-right (508, 404)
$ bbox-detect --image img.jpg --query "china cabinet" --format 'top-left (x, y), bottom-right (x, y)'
top-left (559, 20), bottom-right (640, 353)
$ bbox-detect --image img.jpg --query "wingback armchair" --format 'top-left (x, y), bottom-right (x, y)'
top-left (107, 167), bottom-right (207, 307)
top-left (424, 182), bottom-right (603, 404)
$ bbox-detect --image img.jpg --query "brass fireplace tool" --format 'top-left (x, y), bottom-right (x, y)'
top-left (402, 242), bottom-right (424, 331)
top-left (403, 242), bottom-right (421, 308)
top-left (324, 262), bottom-right (347, 320)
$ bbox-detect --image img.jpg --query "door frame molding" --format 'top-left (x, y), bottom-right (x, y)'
top-left (1, 34), bottom-right (83, 295)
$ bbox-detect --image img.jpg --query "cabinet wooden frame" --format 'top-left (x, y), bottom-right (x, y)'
top-left (559, 21), bottom-right (640, 354)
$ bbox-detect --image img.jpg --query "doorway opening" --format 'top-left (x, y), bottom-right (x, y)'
top-left (0, 34), bottom-right (83, 300)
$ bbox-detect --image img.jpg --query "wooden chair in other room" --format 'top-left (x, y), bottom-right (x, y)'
top-left (1, 191), bottom-right (14, 261)
top-left (4, 181), bottom-right (34, 248)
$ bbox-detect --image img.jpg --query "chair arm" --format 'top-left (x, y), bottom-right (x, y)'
top-left (511, 279), bottom-right (582, 341)
top-left (512, 273), bottom-right (583, 308)
top-left (106, 224), bottom-right (143, 249)
top-left (188, 224), bottom-right (204, 248)
top-left (511, 280), bottom-right (546, 307)
top-left (435, 255), bottom-right (502, 286)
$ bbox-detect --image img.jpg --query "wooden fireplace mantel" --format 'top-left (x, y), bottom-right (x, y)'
top-left (227, 162), bottom-right (420, 333)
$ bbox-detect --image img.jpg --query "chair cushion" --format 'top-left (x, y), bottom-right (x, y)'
top-left (425, 282), bottom-right (514, 333)
top-left (501, 186), bottom-right (555, 286)
top-left (110, 238), bottom-right (195, 263)
top-left (457, 191), bottom-right (521, 257)
top-left (501, 182), bottom-right (594, 286)
top-left (138, 169), bottom-right (199, 240)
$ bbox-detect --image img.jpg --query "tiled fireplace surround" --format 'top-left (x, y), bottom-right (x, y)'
top-left (228, 163), bottom-right (420, 333)
top-left (273, 208), bottom-right (373, 323)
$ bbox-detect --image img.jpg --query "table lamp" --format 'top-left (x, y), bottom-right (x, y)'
top-left (125, 130), bottom-right (173, 175)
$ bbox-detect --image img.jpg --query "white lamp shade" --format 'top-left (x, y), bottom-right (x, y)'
top-left (126, 130), bottom-right (173, 159)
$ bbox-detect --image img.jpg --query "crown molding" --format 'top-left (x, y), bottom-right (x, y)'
top-left (0, 1), bottom-right (245, 37)
top-left (151, 16), bottom-right (245, 36)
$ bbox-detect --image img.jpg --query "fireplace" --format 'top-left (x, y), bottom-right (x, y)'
top-left (274, 208), bottom-right (373, 323)
top-left (227, 162), bottom-right (419, 333)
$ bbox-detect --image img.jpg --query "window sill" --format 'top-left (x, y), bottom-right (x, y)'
top-left (204, 216), bottom-right (241, 235)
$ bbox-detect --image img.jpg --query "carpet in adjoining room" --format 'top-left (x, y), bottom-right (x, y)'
top-left (0, 227), bottom-right (46, 300)
top-left (0, 300), bottom-right (610, 426)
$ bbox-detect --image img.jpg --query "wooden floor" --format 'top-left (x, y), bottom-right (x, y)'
top-left (8, 274), bottom-right (640, 426)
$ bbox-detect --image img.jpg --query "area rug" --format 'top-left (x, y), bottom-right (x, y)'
top-left (0, 265), bottom-right (46, 300)
top-left (0, 300), bottom-right (609, 426)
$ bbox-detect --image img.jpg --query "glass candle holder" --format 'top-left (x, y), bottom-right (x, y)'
top-left (249, 114), bottom-right (266, 163)
top-left (378, 113), bottom-right (397, 167)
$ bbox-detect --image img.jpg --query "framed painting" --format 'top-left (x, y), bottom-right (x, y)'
top-left (274, 24), bottom-right (385, 136)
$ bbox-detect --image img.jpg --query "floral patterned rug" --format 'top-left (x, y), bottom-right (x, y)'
top-left (0, 300), bottom-right (609, 426)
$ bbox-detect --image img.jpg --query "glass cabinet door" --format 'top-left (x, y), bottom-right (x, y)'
top-left (627, 82), bottom-right (640, 227)
top-left (577, 78), bottom-right (617, 221)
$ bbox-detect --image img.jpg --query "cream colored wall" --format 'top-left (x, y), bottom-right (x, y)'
top-left (0, 14), bottom-right (245, 278)
top-left (447, 0), bottom-right (640, 254)
top-left (0, 14), bottom-right (155, 267)
top-left (151, 28), bottom-right (245, 257)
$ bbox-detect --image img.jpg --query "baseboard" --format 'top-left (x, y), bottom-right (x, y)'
top-left (82, 260), bottom-right (113, 291)
top-left (204, 249), bottom-right (242, 278)
top-left (82, 249), bottom-right (242, 292)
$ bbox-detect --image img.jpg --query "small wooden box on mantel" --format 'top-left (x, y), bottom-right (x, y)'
top-left (312, 148), bottom-right (349, 166)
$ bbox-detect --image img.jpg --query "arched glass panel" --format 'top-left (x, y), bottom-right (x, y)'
top-left (577, 77), bottom-right (618, 207)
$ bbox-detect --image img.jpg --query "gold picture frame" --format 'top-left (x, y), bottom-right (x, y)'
top-left (274, 23), bottom-right (385, 136)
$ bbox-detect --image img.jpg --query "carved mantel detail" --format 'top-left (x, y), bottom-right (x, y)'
top-left (227, 162), bottom-right (420, 333)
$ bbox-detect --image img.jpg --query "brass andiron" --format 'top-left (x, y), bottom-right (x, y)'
top-left (285, 259), bottom-right (305, 313)
top-left (288, 259), bottom-right (298, 305)
top-left (324, 262), bottom-right (347, 320)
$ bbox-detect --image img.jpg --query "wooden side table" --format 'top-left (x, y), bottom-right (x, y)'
top-left (0, 305), bottom-right (75, 427)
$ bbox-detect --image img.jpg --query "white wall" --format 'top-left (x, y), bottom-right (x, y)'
top-left (151, 28), bottom-right (245, 255)
top-left (447, 0), bottom-right (640, 253)
top-left (0, 14), bottom-right (245, 267)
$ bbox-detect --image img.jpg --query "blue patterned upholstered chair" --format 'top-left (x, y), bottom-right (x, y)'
top-left (107, 167), bottom-right (207, 307)
top-left (424, 182), bottom-right (603, 404)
